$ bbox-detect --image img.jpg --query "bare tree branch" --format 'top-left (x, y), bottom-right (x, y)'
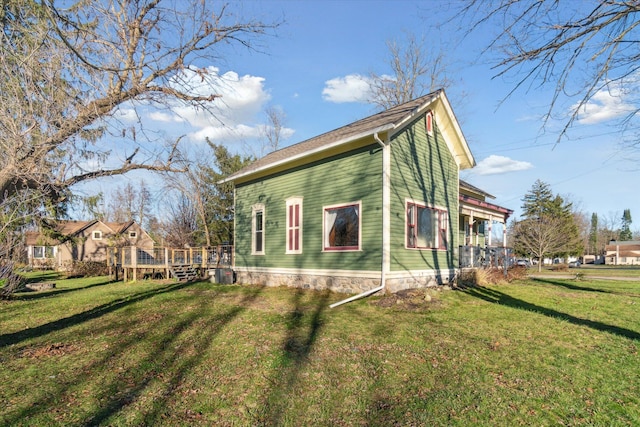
top-left (0, 0), bottom-right (280, 212)
top-left (458, 0), bottom-right (640, 144)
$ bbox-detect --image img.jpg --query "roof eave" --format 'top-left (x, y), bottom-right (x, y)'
top-left (220, 123), bottom-right (395, 184)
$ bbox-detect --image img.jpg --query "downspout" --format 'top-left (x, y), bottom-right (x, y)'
top-left (331, 132), bottom-right (389, 308)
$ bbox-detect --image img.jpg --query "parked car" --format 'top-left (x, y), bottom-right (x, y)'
top-left (516, 259), bottom-right (531, 267)
top-left (568, 261), bottom-right (581, 268)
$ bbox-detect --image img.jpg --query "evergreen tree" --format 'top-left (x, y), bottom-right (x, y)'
top-left (521, 179), bottom-right (554, 219)
top-left (588, 213), bottom-right (598, 255)
top-left (620, 209), bottom-right (633, 241)
top-left (513, 180), bottom-right (583, 269)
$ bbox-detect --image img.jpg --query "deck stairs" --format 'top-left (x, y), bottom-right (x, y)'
top-left (170, 264), bottom-right (199, 282)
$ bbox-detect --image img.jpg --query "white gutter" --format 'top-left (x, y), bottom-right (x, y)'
top-left (330, 132), bottom-right (389, 308)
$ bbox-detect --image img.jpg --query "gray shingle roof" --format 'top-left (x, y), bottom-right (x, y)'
top-left (223, 90), bottom-right (444, 183)
top-left (460, 179), bottom-right (495, 200)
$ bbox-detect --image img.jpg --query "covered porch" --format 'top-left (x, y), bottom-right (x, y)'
top-left (458, 180), bottom-right (513, 268)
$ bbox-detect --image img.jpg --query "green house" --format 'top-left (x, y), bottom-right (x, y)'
top-left (222, 90), bottom-right (511, 295)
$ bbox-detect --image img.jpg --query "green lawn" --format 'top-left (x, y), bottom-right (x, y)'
top-left (529, 264), bottom-right (640, 278)
top-left (1, 273), bottom-right (639, 426)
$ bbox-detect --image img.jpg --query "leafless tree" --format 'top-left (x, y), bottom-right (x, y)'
top-left (261, 105), bottom-right (287, 155)
top-left (105, 180), bottom-right (152, 225)
top-left (0, 0), bottom-right (279, 210)
top-left (599, 210), bottom-right (622, 251)
top-left (512, 214), bottom-right (572, 272)
top-left (160, 193), bottom-right (199, 248)
top-left (162, 149), bottom-right (214, 247)
top-left (368, 32), bottom-right (453, 110)
top-left (459, 1), bottom-right (640, 142)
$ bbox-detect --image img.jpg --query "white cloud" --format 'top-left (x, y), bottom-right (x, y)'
top-left (114, 108), bottom-right (138, 122)
top-left (322, 74), bottom-right (372, 103)
top-left (148, 111), bottom-right (182, 123)
top-left (573, 81), bottom-right (636, 125)
top-left (190, 123), bottom-right (295, 142)
top-left (145, 66), bottom-right (274, 143)
top-left (473, 155), bottom-right (533, 175)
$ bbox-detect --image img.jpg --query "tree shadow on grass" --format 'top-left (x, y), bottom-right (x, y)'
top-left (463, 285), bottom-right (640, 341)
top-left (532, 278), bottom-right (640, 298)
top-left (20, 271), bottom-right (63, 284)
top-left (12, 277), bottom-right (117, 301)
top-left (253, 288), bottom-right (329, 425)
top-left (2, 284), bottom-right (264, 426)
top-left (84, 286), bottom-right (265, 426)
top-left (0, 281), bottom-right (195, 348)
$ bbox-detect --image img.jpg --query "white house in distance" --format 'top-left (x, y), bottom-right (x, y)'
top-left (604, 240), bottom-right (640, 265)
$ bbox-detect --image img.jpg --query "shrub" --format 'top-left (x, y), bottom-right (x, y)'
top-left (457, 266), bottom-right (528, 287)
top-left (65, 261), bottom-right (109, 278)
top-left (550, 263), bottom-right (569, 272)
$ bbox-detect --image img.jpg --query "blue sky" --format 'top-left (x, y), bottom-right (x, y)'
top-left (88, 1), bottom-right (640, 231)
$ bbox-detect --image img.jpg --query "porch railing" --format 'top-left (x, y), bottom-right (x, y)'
top-left (459, 245), bottom-right (514, 269)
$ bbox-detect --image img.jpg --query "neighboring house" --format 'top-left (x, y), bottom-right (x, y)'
top-left (222, 90), bottom-right (511, 294)
top-left (604, 240), bottom-right (640, 265)
top-left (26, 220), bottom-right (154, 270)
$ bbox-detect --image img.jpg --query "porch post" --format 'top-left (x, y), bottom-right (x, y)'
top-left (487, 215), bottom-right (493, 247)
top-left (467, 213), bottom-right (474, 245)
top-left (503, 224), bottom-right (507, 248)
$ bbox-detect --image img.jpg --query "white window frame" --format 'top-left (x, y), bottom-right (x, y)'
top-left (251, 203), bottom-right (265, 255)
top-left (322, 201), bottom-right (362, 252)
top-left (425, 110), bottom-right (434, 136)
top-left (405, 199), bottom-right (448, 250)
top-left (92, 230), bottom-right (102, 240)
top-left (33, 246), bottom-right (55, 259)
top-left (129, 231), bottom-right (137, 238)
top-left (286, 197), bottom-right (303, 254)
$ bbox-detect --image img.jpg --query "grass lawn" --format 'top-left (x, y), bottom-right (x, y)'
top-left (1, 273), bottom-right (639, 426)
top-left (528, 264), bottom-right (640, 278)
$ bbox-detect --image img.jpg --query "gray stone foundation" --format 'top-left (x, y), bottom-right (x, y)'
top-left (236, 269), bottom-right (456, 295)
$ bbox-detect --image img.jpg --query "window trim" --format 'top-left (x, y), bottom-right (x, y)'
top-left (405, 199), bottom-right (448, 251)
top-left (251, 203), bottom-right (265, 255)
top-left (285, 197), bottom-right (303, 254)
top-left (425, 110), bottom-right (434, 136)
top-left (33, 246), bottom-right (55, 259)
top-left (92, 230), bottom-right (102, 240)
top-left (129, 231), bottom-right (137, 239)
top-left (322, 201), bottom-right (362, 252)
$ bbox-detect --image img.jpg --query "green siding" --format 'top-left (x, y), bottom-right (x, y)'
top-left (389, 115), bottom-right (459, 271)
top-left (235, 144), bottom-right (383, 271)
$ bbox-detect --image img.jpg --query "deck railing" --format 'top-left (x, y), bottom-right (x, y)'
top-left (107, 245), bottom-right (233, 269)
top-left (459, 245), bottom-right (514, 269)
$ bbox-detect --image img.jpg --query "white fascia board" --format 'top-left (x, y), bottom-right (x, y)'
top-left (219, 124), bottom-right (395, 184)
top-left (388, 92), bottom-right (475, 170)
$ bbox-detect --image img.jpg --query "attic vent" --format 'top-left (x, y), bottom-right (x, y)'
top-left (425, 111), bottom-right (434, 136)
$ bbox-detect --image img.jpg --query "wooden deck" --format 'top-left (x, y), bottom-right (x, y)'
top-left (107, 245), bottom-right (233, 281)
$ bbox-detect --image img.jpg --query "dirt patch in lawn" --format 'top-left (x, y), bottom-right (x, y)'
top-left (20, 342), bottom-right (79, 359)
top-left (371, 289), bottom-right (442, 311)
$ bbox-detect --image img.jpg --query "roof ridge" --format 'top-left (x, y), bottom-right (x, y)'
top-left (222, 91), bottom-right (443, 183)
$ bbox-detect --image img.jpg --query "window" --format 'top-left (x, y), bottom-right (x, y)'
top-left (92, 230), bottom-right (102, 240)
top-left (33, 246), bottom-right (54, 259)
top-left (425, 111), bottom-right (434, 136)
top-left (129, 231), bottom-right (137, 238)
top-left (252, 204), bottom-right (265, 255)
top-left (286, 197), bottom-right (303, 254)
top-left (324, 202), bottom-right (361, 251)
top-left (406, 201), bottom-right (448, 250)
